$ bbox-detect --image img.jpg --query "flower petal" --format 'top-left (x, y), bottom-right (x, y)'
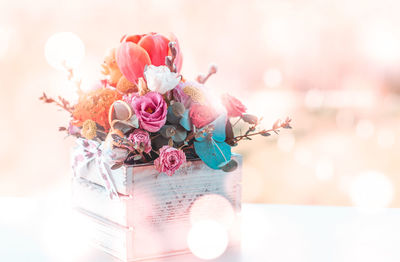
top-left (121, 34), bottom-right (144, 44)
top-left (116, 42), bottom-right (151, 84)
top-left (138, 34), bottom-right (170, 66)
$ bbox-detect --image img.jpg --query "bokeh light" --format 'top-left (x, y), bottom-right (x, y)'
top-left (361, 21), bottom-right (400, 65)
top-left (189, 194), bottom-right (235, 230)
top-left (350, 171), bottom-right (394, 211)
top-left (44, 32), bottom-right (85, 70)
top-left (187, 220), bottom-right (229, 260)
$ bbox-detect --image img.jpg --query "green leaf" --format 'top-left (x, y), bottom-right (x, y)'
top-left (179, 109), bottom-right (192, 131)
top-left (194, 138), bottom-right (232, 170)
top-left (172, 126), bottom-right (187, 142)
top-left (221, 159), bottom-right (238, 172)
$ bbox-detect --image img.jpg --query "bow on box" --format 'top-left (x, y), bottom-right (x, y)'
top-left (72, 100), bottom-right (139, 200)
top-left (72, 138), bottom-right (123, 200)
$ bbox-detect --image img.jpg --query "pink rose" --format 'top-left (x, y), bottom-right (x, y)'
top-left (189, 104), bottom-right (217, 128)
top-left (154, 146), bottom-right (186, 176)
top-left (221, 93), bottom-right (247, 117)
top-left (131, 92), bottom-right (167, 132)
top-left (128, 129), bottom-right (152, 154)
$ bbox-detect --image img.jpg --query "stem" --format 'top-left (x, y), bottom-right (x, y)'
top-left (197, 65), bottom-right (217, 84)
top-left (151, 134), bottom-right (161, 140)
top-left (54, 101), bottom-right (73, 114)
top-left (230, 127), bottom-right (279, 143)
top-left (180, 144), bottom-right (194, 150)
top-left (167, 42), bottom-right (177, 73)
top-left (39, 93), bottom-right (74, 114)
top-left (152, 149), bottom-right (159, 156)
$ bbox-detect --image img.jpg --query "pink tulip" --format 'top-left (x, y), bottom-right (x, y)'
top-left (138, 34), bottom-right (170, 66)
top-left (117, 33), bottom-right (183, 84)
top-left (116, 42), bottom-right (151, 84)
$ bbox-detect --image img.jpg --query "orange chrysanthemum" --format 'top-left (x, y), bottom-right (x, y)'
top-left (72, 88), bottom-right (122, 131)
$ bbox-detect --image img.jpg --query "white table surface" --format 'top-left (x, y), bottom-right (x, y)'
top-left (1, 198), bottom-right (400, 262)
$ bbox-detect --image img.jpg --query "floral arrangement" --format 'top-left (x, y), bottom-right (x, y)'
top-left (41, 32), bottom-right (291, 176)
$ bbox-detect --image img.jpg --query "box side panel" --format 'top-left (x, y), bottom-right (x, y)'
top-left (128, 155), bottom-right (242, 258)
top-left (72, 178), bottom-right (131, 227)
top-left (73, 155), bottom-right (242, 259)
top-left (74, 209), bottom-right (131, 262)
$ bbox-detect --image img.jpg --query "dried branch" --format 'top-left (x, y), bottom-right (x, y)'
top-left (165, 42), bottom-right (178, 73)
top-left (39, 92), bottom-right (74, 114)
top-left (229, 117), bottom-right (292, 143)
top-left (196, 64), bottom-right (218, 84)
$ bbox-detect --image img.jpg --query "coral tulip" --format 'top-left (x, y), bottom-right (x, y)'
top-left (117, 33), bottom-right (183, 84)
top-left (116, 42), bottom-right (151, 84)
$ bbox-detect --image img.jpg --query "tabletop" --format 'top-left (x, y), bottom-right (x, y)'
top-left (1, 198), bottom-right (400, 262)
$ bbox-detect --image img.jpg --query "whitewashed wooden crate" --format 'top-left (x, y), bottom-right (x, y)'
top-left (72, 154), bottom-right (242, 261)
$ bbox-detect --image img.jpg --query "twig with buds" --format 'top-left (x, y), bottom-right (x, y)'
top-left (39, 92), bottom-right (74, 114)
top-left (230, 117), bottom-right (292, 143)
top-left (166, 42), bottom-right (178, 73)
top-left (197, 64), bottom-right (218, 84)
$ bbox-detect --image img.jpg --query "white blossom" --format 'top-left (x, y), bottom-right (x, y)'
top-left (144, 65), bottom-right (181, 94)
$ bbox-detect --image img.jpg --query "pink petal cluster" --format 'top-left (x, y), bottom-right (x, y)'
top-left (128, 129), bottom-right (152, 154)
top-left (131, 92), bottom-right (167, 132)
top-left (154, 146), bottom-right (186, 176)
top-left (221, 93), bottom-right (247, 117)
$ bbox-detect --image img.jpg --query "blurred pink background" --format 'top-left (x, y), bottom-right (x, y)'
top-left (1, 0), bottom-right (400, 207)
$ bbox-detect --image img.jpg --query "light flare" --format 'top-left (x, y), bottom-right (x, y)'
top-left (45, 32), bottom-right (85, 70)
top-left (350, 171), bottom-right (394, 212)
top-left (187, 220), bottom-right (229, 260)
top-left (189, 194), bottom-right (235, 230)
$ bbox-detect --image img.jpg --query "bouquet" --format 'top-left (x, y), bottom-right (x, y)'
top-left (40, 32), bottom-right (292, 176)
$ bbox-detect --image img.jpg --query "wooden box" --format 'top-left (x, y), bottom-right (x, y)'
top-left (72, 154), bottom-right (242, 261)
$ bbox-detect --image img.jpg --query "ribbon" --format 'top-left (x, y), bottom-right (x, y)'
top-left (72, 138), bottom-right (120, 200)
top-left (71, 100), bottom-right (137, 201)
